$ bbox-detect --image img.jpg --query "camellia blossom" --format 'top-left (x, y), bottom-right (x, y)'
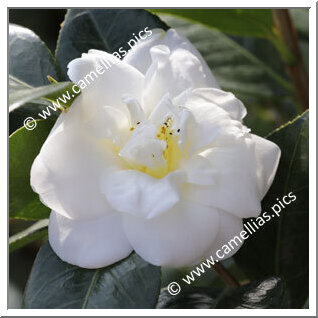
top-left (31, 28), bottom-right (281, 269)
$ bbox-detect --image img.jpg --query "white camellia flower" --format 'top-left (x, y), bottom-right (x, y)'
top-left (31, 29), bottom-right (281, 269)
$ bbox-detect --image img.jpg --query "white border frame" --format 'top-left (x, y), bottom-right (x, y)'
top-left (2, 1), bottom-right (316, 316)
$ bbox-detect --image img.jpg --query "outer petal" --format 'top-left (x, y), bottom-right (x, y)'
top-left (67, 49), bottom-right (144, 115)
top-left (101, 169), bottom-right (186, 219)
top-left (31, 124), bottom-right (121, 220)
top-left (252, 134), bottom-right (281, 198)
top-left (202, 212), bottom-right (244, 262)
top-left (164, 29), bottom-right (219, 88)
top-left (124, 29), bottom-right (219, 89)
top-left (49, 211), bottom-right (132, 269)
top-left (123, 29), bottom-right (166, 73)
top-left (184, 88), bottom-right (247, 121)
top-left (122, 200), bottom-right (220, 267)
top-left (183, 138), bottom-right (262, 218)
top-left (49, 94), bottom-right (131, 148)
top-left (142, 45), bottom-right (217, 114)
top-left (181, 154), bottom-right (218, 186)
top-left (172, 88), bottom-right (250, 153)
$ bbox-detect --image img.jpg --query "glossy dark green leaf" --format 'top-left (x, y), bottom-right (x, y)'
top-left (23, 242), bottom-right (161, 308)
top-left (9, 219), bottom-right (48, 252)
top-left (9, 24), bottom-right (61, 86)
top-left (157, 277), bottom-right (285, 309)
top-left (9, 120), bottom-right (55, 220)
top-left (157, 287), bottom-right (220, 309)
top-left (9, 24), bottom-right (62, 134)
top-left (151, 9), bottom-right (274, 38)
top-left (56, 9), bottom-right (168, 78)
top-left (234, 111), bottom-right (309, 308)
top-left (9, 100), bottom-right (55, 135)
top-left (215, 277), bottom-right (286, 308)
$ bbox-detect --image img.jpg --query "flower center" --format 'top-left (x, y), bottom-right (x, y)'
top-left (118, 95), bottom-right (188, 178)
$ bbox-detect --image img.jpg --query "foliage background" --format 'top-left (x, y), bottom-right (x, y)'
top-left (9, 8), bottom-right (309, 309)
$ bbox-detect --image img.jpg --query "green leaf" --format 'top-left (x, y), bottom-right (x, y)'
top-left (152, 9), bottom-right (295, 64)
top-left (157, 286), bottom-right (220, 309)
top-left (151, 9), bottom-right (274, 38)
top-left (157, 277), bottom-right (285, 309)
top-left (9, 24), bottom-right (62, 133)
top-left (9, 120), bottom-right (55, 220)
top-left (9, 77), bottom-right (72, 111)
top-left (23, 242), bottom-right (161, 308)
top-left (215, 277), bottom-right (286, 308)
top-left (9, 24), bottom-right (61, 86)
top-left (9, 219), bottom-right (48, 252)
top-left (56, 9), bottom-right (168, 78)
top-left (234, 111), bottom-right (309, 308)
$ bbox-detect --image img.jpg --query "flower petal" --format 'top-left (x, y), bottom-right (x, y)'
top-left (183, 138), bottom-right (263, 218)
top-left (142, 45), bottom-right (218, 115)
top-left (124, 28), bottom-right (219, 90)
top-left (67, 49), bottom-right (144, 115)
top-left (49, 210), bottom-right (132, 269)
top-left (81, 103), bottom-right (130, 147)
top-left (123, 28), bottom-right (166, 73)
top-left (101, 169), bottom-right (186, 219)
top-left (122, 200), bottom-right (219, 267)
top-left (202, 212), bottom-right (244, 262)
top-left (31, 124), bottom-right (121, 220)
top-left (182, 154), bottom-right (218, 186)
top-left (185, 88), bottom-right (247, 121)
top-left (252, 134), bottom-right (281, 198)
top-left (183, 100), bottom-right (241, 153)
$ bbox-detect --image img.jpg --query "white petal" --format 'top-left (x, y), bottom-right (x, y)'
top-left (142, 45), bottom-right (218, 115)
top-left (182, 154), bottom-right (218, 186)
top-left (252, 134), bottom-right (281, 198)
top-left (31, 125), bottom-right (120, 220)
top-left (122, 200), bottom-right (219, 267)
top-left (164, 29), bottom-right (219, 88)
top-left (186, 88), bottom-right (247, 121)
top-left (122, 95), bottom-right (147, 127)
top-left (48, 91), bottom-right (131, 148)
top-left (183, 138), bottom-right (262, 218)
top-left (124, 28), bottom-right (219, 90)
top-left (101, 169), bottom-right (186, 219)
top-left (148, 94), bottom-right (178, 127)
top-left (174, 89), bottom-right (250, 153)
top-left (184, 99), bottom-right (236, 153)
top-left (202, 212), bottom-right (244, 262)
top-left (82, 103), bottom-right (130, 147)
top-left (49, 211), bottom-right (132, 269)
top-left (123, 28), bottom-right (166, 73)
top-left (119, 122), bottom-right (166, 169)
top-left (67, 50), bottom-right (144, 115)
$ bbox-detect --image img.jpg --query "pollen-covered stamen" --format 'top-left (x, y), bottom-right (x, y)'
top-left (156, 117), bottom-right (181, 173)
top-left (122, 94), bottom-right (146, 130)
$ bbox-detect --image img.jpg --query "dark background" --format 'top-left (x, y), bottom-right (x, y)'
top-left (9, 9), bottom-right (66, 52)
